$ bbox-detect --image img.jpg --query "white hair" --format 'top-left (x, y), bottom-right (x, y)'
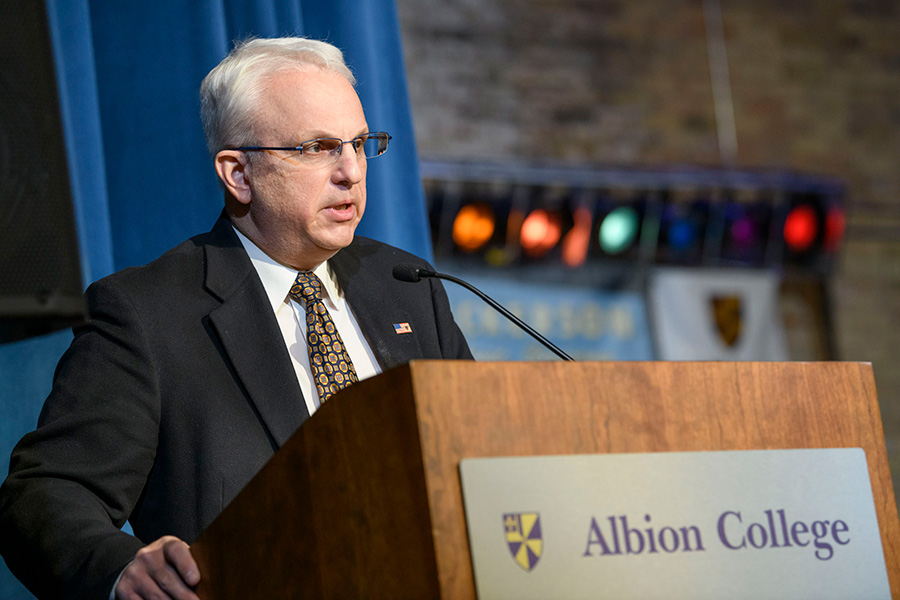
top-left (200, 37), bottom-right (356, 156)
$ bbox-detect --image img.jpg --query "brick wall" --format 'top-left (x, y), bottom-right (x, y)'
top-left (397, 0), bottom-right (900, 497)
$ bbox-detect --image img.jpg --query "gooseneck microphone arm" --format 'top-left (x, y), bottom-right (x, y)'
top-left (392, 264), bottom-right (575, 362)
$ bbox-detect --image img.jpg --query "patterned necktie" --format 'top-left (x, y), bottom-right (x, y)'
top-left (290, 271), bottom-right (359, 405)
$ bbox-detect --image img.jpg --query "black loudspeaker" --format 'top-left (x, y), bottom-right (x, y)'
top-left (0, 1), bottom-right (86, 343)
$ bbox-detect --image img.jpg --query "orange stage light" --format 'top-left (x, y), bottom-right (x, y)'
top-left (452, 203), bottom-right (495, 252)
top-left (562, 207), bottom-right (593, 267)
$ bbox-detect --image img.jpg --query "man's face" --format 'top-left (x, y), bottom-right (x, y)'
top-left (242, 66), bottom-right (369, 270)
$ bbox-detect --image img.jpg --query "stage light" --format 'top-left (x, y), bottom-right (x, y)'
top-left (656, 199), bottom-right (708, 265)
top-left (452, 203), bottom-right (495, 252)
top-left (667, 218), bottom-right (698, 252)
top-left (824, 206), bottom-right (846, 252)
top-left (719, 199), bottom-right (770, 265)
top-left (783, 204), bottom-right (818, 252)
top-left (561, 207), bottom-right (593, 267)
top-left (423, 166), bottom-right (845, 276)
top-left (520, 209), bottom-right (562, 258)
top-left (729, 216), bottom-right (755, 248)
top-left (598, 206), bottom-right (639, 255)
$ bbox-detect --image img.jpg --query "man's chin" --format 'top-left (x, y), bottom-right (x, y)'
top-left (319, 231), bottom-right (357, 254)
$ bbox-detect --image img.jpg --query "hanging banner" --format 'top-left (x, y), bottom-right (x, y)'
top-left (649, 267), bottom-right (787, 360)
top-left (441, 272), bottom-right (653, 361)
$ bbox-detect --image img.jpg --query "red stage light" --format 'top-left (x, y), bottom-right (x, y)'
top-left (520, 209), bottom-right (562, 257)
top-left (824, 207), bottom-right (846, 252)
top-left (783, 205), bottom-right (818, 252)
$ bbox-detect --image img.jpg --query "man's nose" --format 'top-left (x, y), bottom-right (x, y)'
top-left (332, 142), bottom-right (364, 183)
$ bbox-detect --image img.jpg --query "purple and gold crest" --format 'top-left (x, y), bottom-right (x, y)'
top-left (503, 512), bottom-right (542, 571)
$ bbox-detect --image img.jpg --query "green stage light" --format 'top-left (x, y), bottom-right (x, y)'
top-left (598, 206), bottom-right (639, 255)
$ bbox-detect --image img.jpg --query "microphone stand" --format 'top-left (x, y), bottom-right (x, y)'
top-left (406, 267), bottom-right (575, 362)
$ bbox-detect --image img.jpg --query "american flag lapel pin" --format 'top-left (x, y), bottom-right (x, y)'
top-left (393, 322), bottom-right (412, 334)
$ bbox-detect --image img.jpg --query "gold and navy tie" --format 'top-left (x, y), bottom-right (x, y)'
top-left (290, 271), bottom-right (359, 405)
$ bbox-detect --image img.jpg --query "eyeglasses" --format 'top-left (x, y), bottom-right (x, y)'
top-left (233, 132), bottom-right (391, 168)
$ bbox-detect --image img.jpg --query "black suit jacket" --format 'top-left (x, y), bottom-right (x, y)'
top-left (0, 215), bottom-right (472, 599)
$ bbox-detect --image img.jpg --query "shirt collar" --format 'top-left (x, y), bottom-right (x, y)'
top-left (232, 226), bottom-right (342, 310)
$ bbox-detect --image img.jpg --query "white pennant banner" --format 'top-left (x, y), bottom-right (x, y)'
top-left (649, 267), bottom-right (788, 361)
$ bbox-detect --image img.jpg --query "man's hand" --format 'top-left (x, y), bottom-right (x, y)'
top-left (115, 535), bottom-right (201, 600)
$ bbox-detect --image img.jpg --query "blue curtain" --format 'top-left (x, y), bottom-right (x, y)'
top-left (0, 1), bottom-right (428, 596)
top-left (87, 0), bottom-right (430, 270)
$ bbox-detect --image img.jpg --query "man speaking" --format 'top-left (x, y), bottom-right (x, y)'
top-left (0, 37), bottom-right (471, 599)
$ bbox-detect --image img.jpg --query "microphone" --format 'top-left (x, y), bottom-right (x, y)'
top-left (392, 264), bottom-right (575, 362)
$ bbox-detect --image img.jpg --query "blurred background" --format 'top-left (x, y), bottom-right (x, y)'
top-left (1, 0), bottom-right (898, 597)
top-left (395, 0), bottom-right (899, 492)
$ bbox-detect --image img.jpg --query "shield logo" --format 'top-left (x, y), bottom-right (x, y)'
top-left (503, 512), bottom-right (543, 571)
top-left (710, 295), bottom-right (743, 347)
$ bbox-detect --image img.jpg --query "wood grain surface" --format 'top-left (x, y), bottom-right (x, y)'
top-left (192, 361), bottom-right (899, 599)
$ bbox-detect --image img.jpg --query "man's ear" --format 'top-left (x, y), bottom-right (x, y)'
top-left (214, 150), bottom-right (252, 205)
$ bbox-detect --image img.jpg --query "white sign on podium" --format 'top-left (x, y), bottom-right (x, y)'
top-left (460, 448), bottom-right (890, 600)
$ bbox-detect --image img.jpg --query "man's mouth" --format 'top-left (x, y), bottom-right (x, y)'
top-left (326, 201), bottom-right (356, 220)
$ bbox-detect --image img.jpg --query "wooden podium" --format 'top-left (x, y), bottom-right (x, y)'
top-left (190, 361), bottom-right (900, 598)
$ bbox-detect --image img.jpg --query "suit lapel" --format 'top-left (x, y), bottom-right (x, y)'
top-left (330, 240), bottom-right (410, 372)
top-left (203, 216), bottom-right (308, 448)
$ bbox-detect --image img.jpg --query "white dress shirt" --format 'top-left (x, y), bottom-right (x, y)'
top-left (234, 228), bottom-right (382, 416)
